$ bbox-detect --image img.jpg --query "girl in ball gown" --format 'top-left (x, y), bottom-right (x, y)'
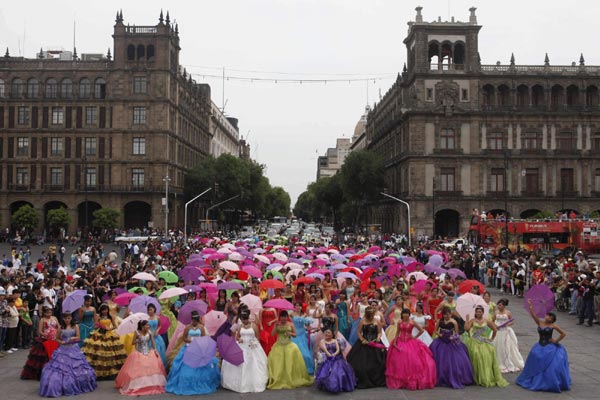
top-left (314, 328), bottom-right (357, 393)
top-left (429, 307), bottom-right (474, 389)
top-left (385, 308), bottom-right (437, 390)
top-left (115, 320), bottom-right (167, 396)
top-left (166, 311), bottom-right (221, 395)
top-left (492, 298), bottom-right (524, 373)
top-left (258, 306), bottom-right (278, 355)
top-left (21, 307), bottom-right (59, 380)
top-left (221, 309), bottom-right (268, 393)
top-left (290, 302), bottom-right (314, 374)
top-left (146, 304), bottom-right (167, 366)
top-left (266, 310), bottom-right (313, 389)
top-left (77, 295), bottom-right (96, 348)
top-left (335, 291), bottom-right (351, 340)
top-left (516, 300), bottom-right (571, 393)
top-left (346, 306), bottom-right (386, 388)
top-left (349, 292), bottom-right (369, 346)
top-left (39, 313), bottom-right (97, 397)
top-left (410, 302), bottom-right (433, 346)
top-left (81, 304), bottom-right (127, 380)
top-left (464, 305), bottom-right (508, 387)
top-left (313, 302), bottom-right (351, 358)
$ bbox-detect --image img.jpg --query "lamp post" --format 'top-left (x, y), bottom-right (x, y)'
top-left (205, 195), bottom-right (240, 231)
top-left (82, 155), bottom-right (88, 244)
top-left (504, 150), bottom-right (509, 248)
top-left (432, 177), bottom-right (436, 239)
top-left (381, 192), bottom-right (411, 247)
top-left (184, 188), bottom-right (212, 243)
top-left (163, 175), bottom-right (171, 238)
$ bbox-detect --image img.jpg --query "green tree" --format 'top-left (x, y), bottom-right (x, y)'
top-left (293, 189), bottom-right (316, 221)
top-left (265, 186), bottom-right (291, 218)
top-left (12, 205), bottom-right (39, 236)
top-left (313, 175), bottom-right (344, 227)
top-left (93, 208), bottom-right (120, 230)
top-left (46, 207), bottom-right (70, 234)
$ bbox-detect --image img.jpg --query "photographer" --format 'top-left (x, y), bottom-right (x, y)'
top-left (577, 275), bottom-right (596, 327)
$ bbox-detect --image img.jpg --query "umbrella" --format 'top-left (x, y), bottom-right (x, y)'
top-left (447, 268), bottom-right (467, 280)
top-left (241, 265), bottom-right (262, 279)
top-left (263, 299), bottom-right (294, 310)
top-left (114, 292), bottom-right (139, 306)
top-left (407, 271), bottom-right (428, 281)
top-left (178, 300), bottom-right (209, 324)
top-left (62, 291), bottom-right (87, 313)
top-left (331, 263), bottom-right (347, 270)
top-left (117, 312), bottom-right (149, 336)
top-left (182, 336), bottom-right (217, 368)
top-left (199, 283), bottom-right (218, 293)
top-left (524, 284), bottom-right (555, 318)
top-left (102, 287), bottom-right (127, 302)
top-left (132, 272), bottom-right (157, 281)
top-left (128, 286), bottom-right (148, 295)
top-left (272, 252), bottom-right (288, 262)
top-left (157, 315), bottom-right (171, 335)
top-left (240, 294), bottom-right (263, 314)
top-left (129, 295), bottom-right (161, 314)
top-left (293, 276), bottom-right (315, 285)
top-left (412, 280), bottom-right (437, 294)
top-left (456, 293), bottom-right (489, 320)
top-left (458, 280), bottom-right (486, 295)
top-left (259, 279), bottom-right (285, 290)
top-left (254, 255), bottom-right (270, 264)
top-left (284, 262), bottom-right (303, 270)
top-left (204, 310), bottom-right (227, 336)
top-left (184, 285), bottom-right (203, 293)
top-left (158, 271), bottom-right (179, 284)
top-left (266, 263), bottom-right (284, 271)
top-left (424, 264), bottom-right (445, 275)
top-left (428, 254), bottom-right (444, 268)
top-left (263, 271), bottom-right (284, 281)
top-left (217, 335), bottom-right (244, 366)
top-left (330, 254), bottom-right (348, 263)
top-left (359, 279), bottom-right (381, 292)
top-left (159, 287), bottom-right (189, 300)
top-left (307, 273), bottom-right (325, 280)
top-left (207, 253), bottom-right (226, 261)
top-left (178, 267), bottom-right (204, 284)
top-left (336, 272), bottom-right (357, 280)
top-left (201, 248), bottom-right (217, 254)
top-left (217, 282), bottom-right (244, 291)
top-left (217, 247), bottom-right (232, 255)
top-left (228, 252), bottom-right (244, 261)
top-left (219, 261), bottom-right (240, 271)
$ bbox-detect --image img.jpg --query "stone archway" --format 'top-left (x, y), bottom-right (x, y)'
top-left (124, 201), bottom-right (152, 229)
top-left (77, 201), bottom-right (102, 230)
top-left (520, 209), bottom-right (542, 219)
top-left (434, 209), bottom-right (460, 239)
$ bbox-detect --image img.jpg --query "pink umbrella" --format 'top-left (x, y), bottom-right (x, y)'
top-left (272, 253), bottom-right (288, 262)
top-left (407, 271), bottom-right (428, 281)
top-left (158, 315), bottom-right (171, 335)
top-left (131, 272), bottom-right (157, 281)
top-left (254, 255), bottom-right (270, 264)
top-left (240, 294), bottom-right (263, 315)
top-left (228, 252), bottom-right (244, 261)
top-left (263, 299), bottom-right (294, 311)
top-left (412, 280), bottom-right (437, 294)
top-left (312, 259), bottom-right (328, 267)
top-left (204, 310), bottom-right (226, 336)
top-left (117, 313), bottom-right (150, 336)
top-left (199, 283), bottom-right (218, 293)
top-left (178, 300), bottom-right (209, 324)
top-left (185, 258), bottom-right (205, 267)
top-left (456, 293), bottom-right (489, 320)
top-left (241, 265), bottom-right (262, 279)
top-left (524, 285), bottom-right (555, 318)
top-left (368, 246), bottom-right (381, 252)
top-left (113, 292), bottom-right (139, 306)
top-left (208, 253), bottom-right (226, 261)
top-left (201, 248), bottom-right (217, 254)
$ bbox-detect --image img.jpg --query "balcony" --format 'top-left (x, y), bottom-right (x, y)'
top-left (43, 184), bottom-right (65, 192)
top-left (7, 184), bottom-right (31, 192)
top-left (434, 190), bottom-right (463, 197)
top-left (74, 184), bottom-right (184, 195)
top-left (486, 191), bottom-right (508, 198)
top-left (521, 191), bottom-right (544, 197)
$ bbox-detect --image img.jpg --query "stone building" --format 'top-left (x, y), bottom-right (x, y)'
top-left (367, 7), bottom-right (600, 238)
top-left (316, 138), bottom-right (351, 179)
top-left (0, 11), bottom-right (212, 233)
top-left (209, 101), bottom-right (242, 158)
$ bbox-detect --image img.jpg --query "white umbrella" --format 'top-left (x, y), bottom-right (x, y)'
top-left (117, 313), bottom-right (150, 336)
top-left (407, 271), bottom-right (428, 281)
top-left (272, 252), bottom-right (288, 262)
top-left (132, 272), bottom-right (157, 281)
top-left (219, 261), bottom-right (240, 271)
top-left (159, 287), bottom-right (189, 300)
top-left (217, 247), bottom-right (232, 254)
top-left (284, 262), bottom-right (303, 270)
top-left (228, 252), bottom-right (244, 261)
top-left (254, 255), bottom-right (270, 264)
top-left (456, 293), bottom-right (489, 320)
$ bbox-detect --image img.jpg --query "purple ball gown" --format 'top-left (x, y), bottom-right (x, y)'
top-left (39, 328), bottom-right (97, 397)
top-left (314, 341), bottom-right (356, 392)
top-left (429, 320), bottom-right (474, 389)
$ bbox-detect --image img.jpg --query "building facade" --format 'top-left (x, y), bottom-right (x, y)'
top-left (367, 7), bottom-right (600, 238)
top-left (316, 138), bottom-right (351, 179)
top-left (209, 101), bottom-right (242, 158)
top-left (0, 11), bottom-right (213, 233)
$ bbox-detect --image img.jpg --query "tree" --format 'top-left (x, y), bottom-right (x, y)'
top-left (264, 186), bottom-right (291, 218)
top-left (313, 175), bottom-right (344, 227)
top-left (293, 189), bottom-right (316, 221)
top-left (12, 205), bottom-right (39, 236)
top-left (93, 208), bottom-right (120, 230)
top-left (46, 207), bottom-right (70, 235)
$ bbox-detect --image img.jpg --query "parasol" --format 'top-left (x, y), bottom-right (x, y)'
top-left (117, 312), bottom-right (150, 336)
top-left (259, 279), bottom-right (285, 290)
top-left (458, 280), bottom-right (486, 295)
top-left (524, 284), bottom-right (555, 318)
top-left (456, 293), bottom-right (489, 320)
top-left (447, 268), bottom-right (467, 280)
top-left (114, 292), bottom-right (139, 306)
top-left (219, 261), bottom-right (240, 271)
top-left (217, 281), bottom-right (244, 291)
top-left (293, 276), bottom-right (315, 286)
top-left (412, 280), bottom-right (437, 294)
top-left (178, 300), bottom-right (209, 324)
top-left (263, 298), bottom-right (295, 310)
top-left (157, 271), bottom-right (178, 284)
top-left (217, 335), bottom-right (244, 366)
top-left (203, 310), bottom-right (227, 336)
top-left (178, 267), bottom-right (204, 284)
top-left (129, 295), bottom-right (161, 314)
top-left (131, 272), bottom-right (157, 282)
top-left (407, 271), bottom-right (428, 281)
top-left (182, 336), bottom-right (217, 368)
top-left (159, 287), bottom-right (189, 300)
top-left (241, 265), bottom-right (262, 279)
top-left (61, 290), bottom-right (88, 314)
top-left (240, 294), bottom-right (263, 314)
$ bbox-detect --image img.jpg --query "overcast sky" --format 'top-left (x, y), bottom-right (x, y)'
top-left (1, 0), bottom-right (597, 205)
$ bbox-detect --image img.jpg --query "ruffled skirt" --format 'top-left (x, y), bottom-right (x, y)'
top-left (81, 329), bottom-right (127, 380)
top-left (315, 354), bottom-right (356, 393)
top-left (115, 350), bottom-right (166, 396)
top-left (166, 347), bottom-right (221, 395)
top-left (386, 338), bottom-right (437, 390)
top-left (40, 344), bottom-right (97, 397)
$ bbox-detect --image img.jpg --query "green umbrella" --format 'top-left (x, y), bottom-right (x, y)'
top-left (128, 286), bottom-right (148, 295)
top-left (158, 271), bottom-right (178, 284)
top-left (263, 270), bottom-right (283, 281)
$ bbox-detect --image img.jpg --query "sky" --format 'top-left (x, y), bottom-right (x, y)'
top-left (1, 0), bottom-right (598, 206)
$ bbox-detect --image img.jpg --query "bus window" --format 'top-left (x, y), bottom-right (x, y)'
top-left (547, 232), bottom-right (569, 244)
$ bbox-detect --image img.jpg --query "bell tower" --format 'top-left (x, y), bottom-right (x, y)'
top-left (404, 6), bottom-right (481, 75)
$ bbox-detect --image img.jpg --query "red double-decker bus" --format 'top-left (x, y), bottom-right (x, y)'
top-left (468, 216), bottom-right (600, 257)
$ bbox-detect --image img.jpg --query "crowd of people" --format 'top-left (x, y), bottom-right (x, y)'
top-left (0, 230), bottom-right (589, 396)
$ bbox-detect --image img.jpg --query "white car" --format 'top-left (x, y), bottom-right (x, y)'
top-left (240, 226), bottom-right (255, 238)
top-left (440, 238), bottom-right (468, 249)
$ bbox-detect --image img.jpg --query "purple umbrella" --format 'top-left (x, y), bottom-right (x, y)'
top-left (331, 263), bottom-right (347, 270)
top-left (217, 282), bottom-right (244, 291)
top-left (178, 266), bottom-right (204, 284)
top-left (217, 335), bottom-right (244, 366)
top-left (62, 290), bottom-right (88, 314)
top-left (128, 295), bottom-right (161, 314)
top-left (185, 258), bottom-right (205, 267)
top-left (183, 285), bottom-right (202, 293)
top-left (424, 264), bottom-right (445, 276)
top-left (178, 300), bottom-right (209, 324)
top-left (524, 284), bottom-right (555, 318)
top-left (182, 336), bottom-right (217, 368)
top-left (447, 268), bottom-right (467, 280)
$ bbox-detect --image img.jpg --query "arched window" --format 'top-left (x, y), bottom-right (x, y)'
top-left (94, 78), bottom-right (107, 99)
top-left (61, 78), bottom-right (73, 99)
top-left (27, 78), bottom-right (39, 98)
top-left (498, 84), bottom-right (511, 107)
top-left (0, 78), bottom-right (5, 98)
top-left (11, 78), bottom-right (23, 98)
top-left (454, 42), bottom-right (465, 67)
top-left (46, 79), bottom-right (58, 98)
top-left (586, 86), bottom-right (599, 108)
top-left (516, 85), bottom-right (529, 107)
top-left (147, 44), bottom-right (155, 61)
top-left (482, 84), bottom-right (495, 108)
top-left (79, 78), bottom-right (91, 98)
top-left (428, 42), bottom-right (440, 70)
top-left (441, 42), bottom-right (453, 70)
top-left (136, 44), bottom-right (145, 60)
top-left (532, 85), bottom-right (545, 107)
top-left (566, 85), bottom-right (580, 107)
top-left (551, 85), bottom-right (564, 109)
top-left (127, 44), bottom-right (135, 61)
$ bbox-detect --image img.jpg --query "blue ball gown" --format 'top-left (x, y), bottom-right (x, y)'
top-left (147, 318), bottom-right (167, 366)
top-left (78, 310), bottom-right (95, 348)
top-left (39, 328), bottom-right (97, 397)
top-left (516, 326), bottom-right (571, 393)
top-left (291, 316), bottom-right (314, 374)
top-left (166, 327), bottom-right (221, 395)
top-left (314, 341), bottom-right (356, 393)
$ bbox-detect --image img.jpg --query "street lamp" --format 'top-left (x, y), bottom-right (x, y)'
top-left (432, 177), bottom-right (436, 238)
top-left (82, 155), bottom-right (88, 243)
top-left (184, 188), bottom-right (212, 243)
top-left (163, 175), bottom-right (171, 238)
top-left (504, 150), bottom-right (509, 248)
top-left (381, 192), bottom-right (411, 247)
top-left (205, 195), bottom-right (240, 231)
